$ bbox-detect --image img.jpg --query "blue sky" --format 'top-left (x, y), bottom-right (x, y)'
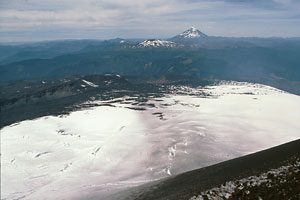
top-left (0, 0), bottom-right (300, 42)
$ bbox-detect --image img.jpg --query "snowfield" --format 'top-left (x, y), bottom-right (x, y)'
top-left (135, 39), bottom-right (179, 48)
top-left (1, 82), bottom-right (300, 200)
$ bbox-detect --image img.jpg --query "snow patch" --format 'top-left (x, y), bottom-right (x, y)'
top-left (136, 40), bottom-right (179, 48)
top-left (82, 80), bottom-right (99, 88)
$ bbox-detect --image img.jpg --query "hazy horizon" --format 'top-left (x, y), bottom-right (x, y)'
top-left (2, 28), bottom-right (300, 44)
top-left (1, 0), bottom-right (300, 42)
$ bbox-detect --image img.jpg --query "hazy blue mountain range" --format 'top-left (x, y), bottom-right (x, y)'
top-left (1, 28), bottom-right (300, 94)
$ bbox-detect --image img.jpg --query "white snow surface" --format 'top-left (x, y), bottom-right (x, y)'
top-left (1, 82), bottom-right (300, 200)
top-left (82, 79), bottom-right (99, 88)
top-left (136, 39), bottom-right (178, 48)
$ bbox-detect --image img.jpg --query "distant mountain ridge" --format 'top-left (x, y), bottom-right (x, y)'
top-left (1, 27), bottom-right (300, 95)
top-left (131, 28), bottom-right (208, 48)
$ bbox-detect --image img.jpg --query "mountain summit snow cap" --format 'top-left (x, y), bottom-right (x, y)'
top-left (137, 39), bottom-right (177, 48)
top-left (179, 27), bottom-right (208, 38)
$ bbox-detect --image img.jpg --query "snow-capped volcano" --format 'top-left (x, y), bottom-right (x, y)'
top-left (134, 39), bottom-right (179, 48)
top-left (180, 27), bottom-right (207, 38)
top-left (171, 27), bottom-right (208, 41)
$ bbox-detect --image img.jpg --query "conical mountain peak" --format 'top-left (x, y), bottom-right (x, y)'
top-left (179, 27), bottom-right (208, 38)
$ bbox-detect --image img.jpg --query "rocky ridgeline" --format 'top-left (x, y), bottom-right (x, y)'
top-left (190, 156), bottom-right (300, 200)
